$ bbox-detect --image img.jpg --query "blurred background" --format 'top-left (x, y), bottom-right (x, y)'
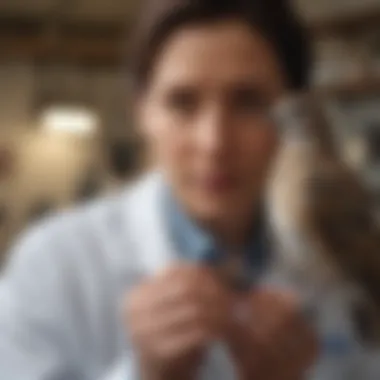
top-left (1, 0), bottom-right (380, 258)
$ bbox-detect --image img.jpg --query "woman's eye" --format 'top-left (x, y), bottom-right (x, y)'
top-left (166, 90), bottom-right (198, 114)
top-left (231, 88), bottom-right (267, 114)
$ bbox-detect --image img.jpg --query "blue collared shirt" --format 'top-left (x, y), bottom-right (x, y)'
top-left (162, 188), bottom-right (269, 288)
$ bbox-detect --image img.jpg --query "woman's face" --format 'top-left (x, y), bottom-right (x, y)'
top-left (138, 19), bottom-right (286, 223)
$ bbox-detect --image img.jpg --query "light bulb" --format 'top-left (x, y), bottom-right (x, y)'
top-left (40, 105), bottom-right (98, 136)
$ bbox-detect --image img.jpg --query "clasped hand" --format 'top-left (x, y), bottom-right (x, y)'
top-left (126, 265), bottom-right (319, 380)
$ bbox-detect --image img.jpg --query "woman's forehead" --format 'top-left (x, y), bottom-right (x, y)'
top-left (148, 20), bottom-right (285, 92)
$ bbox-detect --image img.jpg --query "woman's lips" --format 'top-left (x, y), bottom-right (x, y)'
top-left (196, 174), bottom-right (238, 192)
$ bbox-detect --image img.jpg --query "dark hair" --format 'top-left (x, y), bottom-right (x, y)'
top-left (129, 0), bottom-right (312, 92)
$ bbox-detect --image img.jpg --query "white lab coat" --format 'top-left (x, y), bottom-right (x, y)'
top-left (0, 171), bottom-right (379, 380)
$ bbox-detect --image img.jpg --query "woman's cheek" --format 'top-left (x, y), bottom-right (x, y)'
top-left (245, 123), bottom-right (277, 157)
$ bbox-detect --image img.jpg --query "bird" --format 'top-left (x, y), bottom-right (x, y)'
top-left (266, 94), bottom-right (380, 346)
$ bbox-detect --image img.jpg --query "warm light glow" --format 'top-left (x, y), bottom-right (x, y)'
top-left (40, 106), bottom-right (99, 136)
top-left (344, 136), bottom-right (367, 169)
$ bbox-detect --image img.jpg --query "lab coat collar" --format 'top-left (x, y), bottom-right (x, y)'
top-left (121, 170), bottom-right (178, 277)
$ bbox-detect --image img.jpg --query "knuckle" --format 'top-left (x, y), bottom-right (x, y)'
top-left (182, 278), bottom-right (196, 295)
top-left (129, 323), bottom-right (151, 347)
top-left (161, 265), bottom-right (181, 277)
top-left (273, 315), bottom-right (292, 335)
top-left (171, 279), bottom-right (195, 301)
top-left (189, 302), bottom-right (205, 321)
top-left (281, 305), bottom-right (299, 327)
top-left (168, 264), bottom-right (197, 278)
top-left (156, 343), bottom-right (174, 362)
top-left (193, 326), bottom-right (210, 344)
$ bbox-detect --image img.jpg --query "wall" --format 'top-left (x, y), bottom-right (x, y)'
top-left (294, 0), bottom-right (380, 20)
top-left (0, 62), bottom-right (129, 254)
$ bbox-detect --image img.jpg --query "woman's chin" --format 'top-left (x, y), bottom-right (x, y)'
top-left (187, 194), bottom-right (253, 223)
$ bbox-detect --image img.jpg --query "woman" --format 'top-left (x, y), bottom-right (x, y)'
top-left (0, 1), bottom-right (328, 379)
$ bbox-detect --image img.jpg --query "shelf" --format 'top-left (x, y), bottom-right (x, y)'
top-left (309, 8), bottom-right (380, 36)
top-left (314, 77), bottom-right (380, 97)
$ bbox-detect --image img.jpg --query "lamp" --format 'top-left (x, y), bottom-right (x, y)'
top-left (40, 105), bottom-right (99, 137)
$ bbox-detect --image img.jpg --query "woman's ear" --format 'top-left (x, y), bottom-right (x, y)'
top-left (131, 92), bottom-right (156, 170)
top-left (133, 91), bottom-right (152, 139)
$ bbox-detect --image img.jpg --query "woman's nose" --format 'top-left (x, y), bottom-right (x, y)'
top-left (194, 106), bottom-right (231, 155)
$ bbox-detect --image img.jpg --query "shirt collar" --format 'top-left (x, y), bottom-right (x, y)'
top-left (163, 187), bottom-right (216, 263)
top-left (162, 185), bottom-right (269, 272)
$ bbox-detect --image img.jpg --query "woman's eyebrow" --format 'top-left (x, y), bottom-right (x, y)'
top-left (224, 81), bottom-right (275, 99)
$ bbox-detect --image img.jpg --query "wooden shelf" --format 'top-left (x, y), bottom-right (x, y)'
top-left (309, 9), bottom-right (380, 36)
top-left (314, 77), bottom-right (380, 97)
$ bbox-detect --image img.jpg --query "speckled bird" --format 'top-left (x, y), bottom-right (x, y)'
top-left (267, 94), bottom-right (380, 346)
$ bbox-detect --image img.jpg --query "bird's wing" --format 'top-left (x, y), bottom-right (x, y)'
top-left (305, 157), bottom-right (380, 307)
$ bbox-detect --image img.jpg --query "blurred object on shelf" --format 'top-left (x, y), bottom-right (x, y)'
top-left (363, 29), bottom-right (380, 76)
top-left (315, 77), bottom-right (380, 97)
top-left (27, 201), bottom-right (54, 224)
top-left (75, 166), bottom-right (102, 202)
top-left (327, 95), bottom-right (380, 192)
top-left (310, 4), bottom-right (380, 98)
top-left (313, 37), bottom-right (369, 88)
top-left (0, 147), bottom-right (15, 180)
top-left (343, 134), bottom-right (369, 170)
top-left (366, 124), bottom-right (380, 164)
top-left (107, 139), bottom-right (140, 180)
top-left (299, 1), bottom-right (380, 35)
top-left (34, 65), bottom-right (101, 139)
top-left (0, 205), bottom-right (9, 228)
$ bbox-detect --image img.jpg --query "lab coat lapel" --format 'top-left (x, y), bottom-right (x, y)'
top-left (125, 171), bottom-right (178, 277)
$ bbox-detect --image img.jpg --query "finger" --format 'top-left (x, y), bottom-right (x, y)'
top-left (128, 266), bottom-right (231, 342)
top-left (250, 289), bottom-right (301, 339)
top-left (156, 264), bottom-right (197, 279)
top-left (290, 323), bottom-right (320, 369)
top-left (132, 293), bottom-right (228, 342)
top-left (133, 270), bottom-right (202, 314)
top-left (126, 277), bottom-right (193, 341)
top-left (276, 322), bottom-right (319, 379)
top-left (153, 326), bottom-right (212, 363)
top-left (246, 293), bottom-right (287, 351)
top-left (172, 266), bottom-right (231, 332)
top-left (155, 266), bottom-right (226, 309)
top-left (158, 264), bottom-right (218, 289)
top-left (226, 299), bottom-right (263, 376)
top-left (226, 296), bottom-right (252, 344)
top-left (227, 290), bottom-right (316, 380)
top-left (238, 290), bottom-right (302, 378)
top-left (273, 298), bottom-right (318, 366)
top-left (126, 275), bottom-right (176, 317)
top-left (179, 265), bottom-right (229, 302)
top-left (145, 301), bottom-right (208, 335)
